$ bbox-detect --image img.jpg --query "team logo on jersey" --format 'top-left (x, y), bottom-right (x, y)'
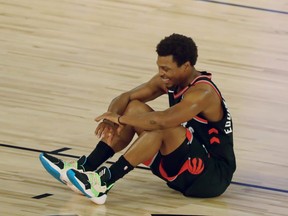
top-left (188, 157), bottom-right (204, 175)
top-left (158, 157), bottom-right (205, 182)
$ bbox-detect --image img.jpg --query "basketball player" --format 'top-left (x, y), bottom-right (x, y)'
top-left (39, 33), bottom-right (236, 205)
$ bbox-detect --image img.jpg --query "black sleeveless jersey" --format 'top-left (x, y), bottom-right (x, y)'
top-left (168, 72), bottom-right (236, 172)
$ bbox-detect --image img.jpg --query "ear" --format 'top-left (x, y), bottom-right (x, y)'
top-left (183, 61), bottom-right (190, 70)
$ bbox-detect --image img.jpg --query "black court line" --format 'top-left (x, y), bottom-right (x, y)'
top-left (32, 193), bottom-right (53, 199)
top-left (196, 0), bottom-right (288, 15)
top-left (1, 143), bottom-right (288, 194)
top-left (50, 147), bottom-right (72, 154)
top-left (47, 215), bottom-right (78, 216)
top-left (0, 143), bottom-right (79, 158)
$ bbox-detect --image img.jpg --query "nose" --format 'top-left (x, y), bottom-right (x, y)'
top-left (158, 68), bottom-right (165, 76)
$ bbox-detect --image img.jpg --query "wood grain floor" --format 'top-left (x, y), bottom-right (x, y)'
top-left (0, 0), bottom-right (288, 215)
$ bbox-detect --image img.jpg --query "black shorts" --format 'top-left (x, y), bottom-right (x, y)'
top-left (147, 130), bottom-right (234, 198)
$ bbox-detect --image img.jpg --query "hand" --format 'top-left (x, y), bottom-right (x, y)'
top-left (95, 112), bottom-right (120, 125)
top-left (95, 112), bottom-right (124, 138)
top-left (94, 119), bottom-right (116, 144)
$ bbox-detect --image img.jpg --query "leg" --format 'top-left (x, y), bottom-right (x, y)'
top-left (102, 99), bottom-right (154, 152)
top-left (66, 124), bottom-right (187, 204)
top-left (39, 100), bottom-right (154, 192)
top-left (90, 99), bottom-right (187, 181)
top-left (106, 126), bottom-right (187, 184)
top-left (85, 100), bottom-right (154, 170)
top-left (124, 126), bottom-right (187, 167)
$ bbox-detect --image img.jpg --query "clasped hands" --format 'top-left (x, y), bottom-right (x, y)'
top-left (94, 112), bottom-right (124, 142)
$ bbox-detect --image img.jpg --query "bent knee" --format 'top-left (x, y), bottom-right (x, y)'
top-left (125, 100), bottom-right (154, 115)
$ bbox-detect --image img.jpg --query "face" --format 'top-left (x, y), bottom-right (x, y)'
top-left (156, 55), bottom-right (188, 88)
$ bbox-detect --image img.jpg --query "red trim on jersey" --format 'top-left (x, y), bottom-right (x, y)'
top-left (191, 74), bottom-right (212, 82)
top-left (173, 86), bottom-right (189, 99)
top-left (172, 74), bottom-right (222, 126)
top-left (159, 158), bottom-right (205, 182)
top-left (142, 153), bottom-right (157, 167)
top-left (173, 75), bottom-right (212, 99)
top-left (193, 80), bottom-right (221, 99)
top-left (193, 116), bottom-right (208, 124)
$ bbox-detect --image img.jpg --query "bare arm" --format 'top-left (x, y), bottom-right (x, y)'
top-left (107, 74), bottom-right (166, 115)
top-left (97, 83), bottom-right (222, 131)
top-left (95, 74), bottom-right (166, 139)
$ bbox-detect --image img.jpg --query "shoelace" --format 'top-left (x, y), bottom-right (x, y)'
top-left (64, 160), bottom-right (77, 169)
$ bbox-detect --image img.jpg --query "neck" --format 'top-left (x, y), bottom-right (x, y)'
top-left (179, 68), bottom-right (201, 89)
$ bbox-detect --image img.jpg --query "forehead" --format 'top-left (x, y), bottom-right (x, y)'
top-left (157, 55), bottom-right (176, 66)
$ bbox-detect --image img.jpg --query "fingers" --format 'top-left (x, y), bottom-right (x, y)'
top-left (95, 122), bottom-right (106, 138)
top-left (106, 128), bottom-right (114, 144)
top-left (95, 112), bottom-right (121, 126)
top-left (101, 128), bottom-right (113, 140)
top-left (95, 112), bottom-right (122, 141)
top-left (105, 134), bottom-right (113, 145)
top-left (117, 124), bottom-right (124, 135)
top-left (95, 114), bottom-right (105, 122)
top-left (95, 112), bottom-right (110, 122)
top-left (95, 124), bottom-right (102, 138)
top-left (95, 122), bottom-right (116, 141)
top-left (95, 125), bottom-right (108, 138)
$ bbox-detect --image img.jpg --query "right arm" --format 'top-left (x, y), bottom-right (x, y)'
top-left (95, 74), bottom-right (166, 139)
top-left (107, 74), bottom-right (166, 115)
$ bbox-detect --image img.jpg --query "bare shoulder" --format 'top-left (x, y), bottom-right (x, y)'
top-left (183, 82), bottom-right (223, 121)
top-left (184, 82), bottom-right (214, 100)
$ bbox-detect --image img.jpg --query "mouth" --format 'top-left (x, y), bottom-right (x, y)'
top-left (161, 77), bottom-right (170, 84)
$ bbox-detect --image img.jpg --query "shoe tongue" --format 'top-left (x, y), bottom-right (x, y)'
top-left (97, 167), bottom-right (111, 183)
top-left (77, 156), bottom-right (87, 171)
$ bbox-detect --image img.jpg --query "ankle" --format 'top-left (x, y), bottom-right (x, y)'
top-left (107, 156), bottom-right (134, 185)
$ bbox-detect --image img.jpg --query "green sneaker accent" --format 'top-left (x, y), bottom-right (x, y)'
top-left (67, 166), bottom-right (113, 205)
top-left (39, 152), bottom-right (87, 194)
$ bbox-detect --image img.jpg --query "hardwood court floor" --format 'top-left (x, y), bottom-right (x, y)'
top-left (0, 0), bottom-right (288, 215)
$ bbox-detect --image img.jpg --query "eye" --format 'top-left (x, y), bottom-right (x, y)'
top-left (162, 67), bottom-right (169, 72)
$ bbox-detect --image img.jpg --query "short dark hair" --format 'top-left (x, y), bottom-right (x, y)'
top-left (156, 33), bottom-right (198, 66)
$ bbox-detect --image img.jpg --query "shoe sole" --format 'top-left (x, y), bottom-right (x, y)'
top-left (39, 153), bottom-right (65, 184)
top-left (66, 169), bottom-right (107, 204)
top-left (39, 153), bottom-right (84, 195)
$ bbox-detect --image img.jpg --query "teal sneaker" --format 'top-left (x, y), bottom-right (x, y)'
top-left (66, 166), bottom-right (113, 204)
top-left (39, 152), bottom-right (87, 194)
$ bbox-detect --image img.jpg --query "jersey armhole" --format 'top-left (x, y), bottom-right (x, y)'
top-left (193, 80), bottom-right (222, 100)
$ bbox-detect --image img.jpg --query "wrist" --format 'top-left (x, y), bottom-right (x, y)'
top-left (103, 119), bottom-right (116, 126)
top-left (118, 115), bottom-right (124, 125)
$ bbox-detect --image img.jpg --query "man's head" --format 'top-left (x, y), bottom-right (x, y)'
top-left (156, 33), bottom-right (198, 67)
top-left (156, 34), bottom-right (198, 88)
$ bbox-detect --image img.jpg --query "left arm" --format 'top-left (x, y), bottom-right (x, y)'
top-left (96, 83), bottom-right (217, 130)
